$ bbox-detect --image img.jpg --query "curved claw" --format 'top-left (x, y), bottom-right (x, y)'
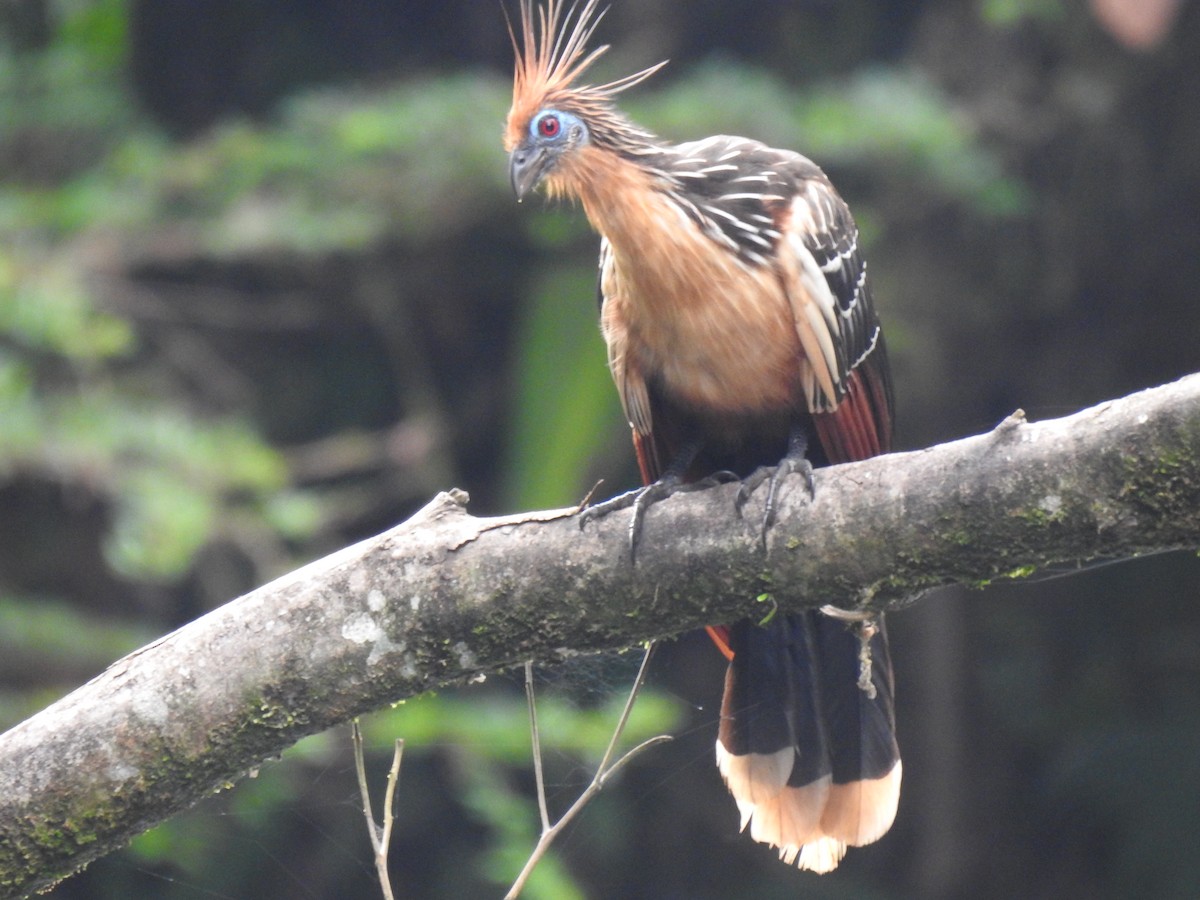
top-left (734, 429), bottom-right (815, 548)
top-left (578, 486), bottom-right (645, 531)
top-left (578, 470), bottom-right (738, 564)
top-left (578, 477), bottom-right (680, 564)
top-left (763, 456), bottom-right (815, 528)
top-left (734, 465), bottom-right (773, 516)
top-left (626, 477), bottom-right (679, 564)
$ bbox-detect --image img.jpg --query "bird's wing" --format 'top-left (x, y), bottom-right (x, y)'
top-left (597, 238), bottom-right (663, 484)
top-left (777, 166), bottom-right (894, 460)
top-left (664, 137), bottom-right (894, 459)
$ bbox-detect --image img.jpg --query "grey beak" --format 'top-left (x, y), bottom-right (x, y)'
top-left (509, 144), bottom-right (552, 200)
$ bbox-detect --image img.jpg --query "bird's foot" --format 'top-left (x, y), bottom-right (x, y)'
top-left (580, 470), bottom-right (738, 564)
top-left (734, 431), bottom-right (814, 548)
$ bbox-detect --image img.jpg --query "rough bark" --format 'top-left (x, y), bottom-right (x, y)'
top-left (2, 373), bottom-right (1199, 897)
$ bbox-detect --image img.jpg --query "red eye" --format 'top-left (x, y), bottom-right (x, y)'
top-left (538, 114), bottom-right (561, 138)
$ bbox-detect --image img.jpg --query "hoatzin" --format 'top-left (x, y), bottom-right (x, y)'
top-left (504, 0), bottom-right (900, 873)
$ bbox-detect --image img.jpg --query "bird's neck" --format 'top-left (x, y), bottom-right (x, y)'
top-left (551, 141), bottom-right (768, 326)
top-left (550, 143), bottom-right (670, 251)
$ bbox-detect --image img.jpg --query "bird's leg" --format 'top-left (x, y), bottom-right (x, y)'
top-left (735, 425), bottom-right (815, 547)
top-left (580, 440), bottom-right (736, 563)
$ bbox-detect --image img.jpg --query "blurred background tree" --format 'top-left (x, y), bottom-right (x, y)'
top-left (2, 0), bottom-right (1198, 897)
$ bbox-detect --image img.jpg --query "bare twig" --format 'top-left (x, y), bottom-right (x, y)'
top-left (505, 644), bottom-right (670, 900)
top-left (576, 479), bottom-right (605, 511)
top-left (352, 719), bottom-right (404, 900)
top-left (381, 740), bottom-right (404, 873)
top-left (596, 643), bottom-right (660, 778)
top-left (523, 661), bottom-right (552, 833)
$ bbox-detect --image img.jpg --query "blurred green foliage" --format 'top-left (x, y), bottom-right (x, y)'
top-left (360, 679), bottom-right (681, 763)
top-left (979, 0), bottom-right (1065, 27)
top-left (647, 62), bottom-right (1027, 216)
top-left (0, 593), bottom-right (156, 725)
top-left (0, 0), bottom-right (130, 134)
top-left (0, 0), bottom-right (320, 582)
top-left (0, 592), bottom-right (151, 666)
top-left (122, 679), bottom-right (683, 898)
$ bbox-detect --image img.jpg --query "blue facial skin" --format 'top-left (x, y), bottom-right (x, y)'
top-left (510, 109), bottom-right (590, 199)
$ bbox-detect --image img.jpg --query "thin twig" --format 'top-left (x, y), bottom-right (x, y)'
top-left (576, 478), bottom-right (605, 511)
top-left (380, 738), bottom-right (404, 873)
top-left (352, 721), bottom-right (380, 853)
top-left (524, 661), bottom-right (551, 832)
top-left (351, 719), bottom-right (402, 900)
top-left (596, 641), bottom-right (658, 775)
top-left (505, 643), bottom-right (670, 900)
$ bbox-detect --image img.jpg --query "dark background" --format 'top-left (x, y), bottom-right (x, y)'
top-left (2, 0), bottom-right (1199, 897)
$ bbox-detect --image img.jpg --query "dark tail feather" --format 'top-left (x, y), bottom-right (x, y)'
top-left (809, 612), bottom-right (901, 860)
top-left (716, 611), bottom-right (901, 872)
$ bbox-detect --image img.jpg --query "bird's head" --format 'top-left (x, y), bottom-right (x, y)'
top-left (504, 0), bottom-right (665, 200)
top-left (508, 106), bottom-right (592, 200)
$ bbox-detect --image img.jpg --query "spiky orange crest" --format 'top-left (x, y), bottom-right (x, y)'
top-left (504, 0), bottom-right (665, 152)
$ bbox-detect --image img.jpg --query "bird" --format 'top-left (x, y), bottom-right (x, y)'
top-left (504, 0), bottom-right (900, 873)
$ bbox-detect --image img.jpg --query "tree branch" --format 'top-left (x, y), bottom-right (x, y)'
top-left (2, 374), bottom-right (1200, 897)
